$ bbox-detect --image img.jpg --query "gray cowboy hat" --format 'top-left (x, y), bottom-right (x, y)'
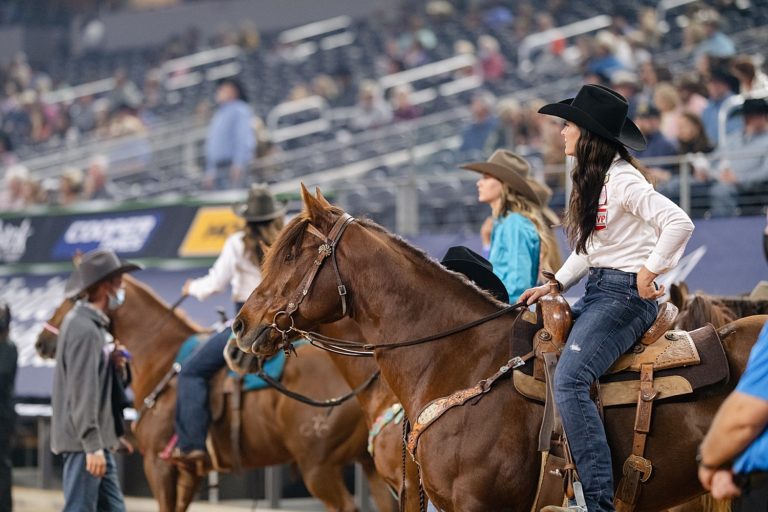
top-left (441, 246), bottom-right (509, 303)
top-left (461, 150), bottom-right (541, 207)
top-left (233, 184), bottom-right (286, 222)
top-left (538, 84), bottom-right (647, 151)
top-left (67, 249), bottom-right (142, 297)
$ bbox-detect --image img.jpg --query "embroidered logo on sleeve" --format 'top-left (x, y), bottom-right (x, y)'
top-left (596, 185), bottom-right (608, 230)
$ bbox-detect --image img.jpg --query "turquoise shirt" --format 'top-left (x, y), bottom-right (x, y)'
top-left (488, 212), bottom-right (540, 301)
top-left (733, 322), bottom-right (768, 474)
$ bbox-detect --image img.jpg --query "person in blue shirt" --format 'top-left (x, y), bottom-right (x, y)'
top-left (698, 321), bottom-right (768, 510)
top-left (462, 149), bottom-right (557, 300)
top-left (700, 68), bottom-right (743, 147)
top-left (204, 78), bottom-right (255, 190)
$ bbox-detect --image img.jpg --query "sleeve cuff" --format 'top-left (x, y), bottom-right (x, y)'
top-left (644, 253), bottom-right (671, 275)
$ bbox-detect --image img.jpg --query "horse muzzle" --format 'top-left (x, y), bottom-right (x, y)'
top-left (235, 323), bottom-right (278, 356)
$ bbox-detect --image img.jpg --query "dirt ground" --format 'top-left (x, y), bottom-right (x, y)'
top-left (12, 486), bottom-right (324, 511)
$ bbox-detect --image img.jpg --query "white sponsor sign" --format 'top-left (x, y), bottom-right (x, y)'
top-left (62, 215), bottom-right (157, 253)
top-left (0, 219), bottom-right (33, 263)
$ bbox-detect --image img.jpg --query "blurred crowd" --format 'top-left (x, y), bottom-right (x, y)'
top-left (0, 0), bottom-right (766, 215)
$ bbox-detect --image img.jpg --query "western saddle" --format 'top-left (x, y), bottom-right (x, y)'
top-left (524, 272), bottom-right (728, 512)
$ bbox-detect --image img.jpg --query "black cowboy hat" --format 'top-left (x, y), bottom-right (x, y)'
top-left (538, 84), bottom-right (647, 151)
top-left (730, 98), bottom-right (768, 117)
top-left (233, 184), bottom-right (286, 223)
top-left (461, 150), bottom-right (541, 206)
top-left (441, 246), bottom-right (509, 303)
top-left (67, 249), bottom-right (142, 296)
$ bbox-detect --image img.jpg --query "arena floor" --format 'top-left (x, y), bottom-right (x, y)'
top-left (12, 487), bottom-right (325, 511)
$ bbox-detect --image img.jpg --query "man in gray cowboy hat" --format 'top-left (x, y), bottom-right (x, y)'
top-left (51, 249), bottom-right (141, 512)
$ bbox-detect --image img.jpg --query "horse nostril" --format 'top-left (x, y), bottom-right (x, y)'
top-left (232, 317), bottom-right (245, 338)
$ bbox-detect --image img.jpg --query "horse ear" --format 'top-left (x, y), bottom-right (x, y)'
top-left (72, 249), bottom-right (83, 267)
top-left (669, 282), bottom-right (684, 309)
top-left (300, 183), bottom-right (327, 223)
top-left (314, 187), bottom-right (333, 208)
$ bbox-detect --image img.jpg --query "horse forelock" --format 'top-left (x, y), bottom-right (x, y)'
top-left (261, 212), bottom-right (311, 283)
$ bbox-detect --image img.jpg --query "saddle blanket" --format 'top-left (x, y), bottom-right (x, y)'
top-left (174, 333), bottom-right (286, 392)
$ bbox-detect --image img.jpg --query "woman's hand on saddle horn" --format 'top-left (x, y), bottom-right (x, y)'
top-left (519, 284), bottom-right (551, 306)
top-left (181, 279), bottom-right (192, 297)
top-left (637, 266), bottom-right (665, 300)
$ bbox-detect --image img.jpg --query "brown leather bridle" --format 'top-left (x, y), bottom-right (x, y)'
top-left (268, 212), bottom-right (355, 354)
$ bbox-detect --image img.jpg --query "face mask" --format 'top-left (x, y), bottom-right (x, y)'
top-left (108, 288), bottom-right (126, 310)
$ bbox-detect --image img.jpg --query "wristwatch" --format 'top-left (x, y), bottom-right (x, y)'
top-left (696, 446), bottom-right (722, 470)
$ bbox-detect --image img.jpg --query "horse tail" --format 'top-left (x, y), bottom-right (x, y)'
top-left (666, 494), bottom-right (731, 512)
top-left (701, 494), bottom-right (731, 512)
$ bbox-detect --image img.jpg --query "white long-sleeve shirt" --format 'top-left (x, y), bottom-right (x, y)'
top-left (555, 158), bottom-right (695, 291)
top-left (187, 231), bottom-right (262, 303)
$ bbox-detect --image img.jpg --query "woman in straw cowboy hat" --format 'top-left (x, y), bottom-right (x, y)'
top-left (463, 149), bottom-right (560, 300)
top-left (173, 184), bottom-right (285, 463)
top-left (520, 84), bottom-right (695, 512)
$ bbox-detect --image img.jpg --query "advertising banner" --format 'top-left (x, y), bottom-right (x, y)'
top-left (178, 206), bottom-right (244, 257)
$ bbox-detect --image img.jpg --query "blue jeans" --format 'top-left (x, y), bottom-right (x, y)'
top-left (175, 327), bottom-right (231, 452)
top-left (554, 268), bottom-right (658, 512)
top-left (62, 451), bottom-right (125, 512)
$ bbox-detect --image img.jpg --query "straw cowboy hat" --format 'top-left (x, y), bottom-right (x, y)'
top-left (461, 150), bottom-right (541, 206)
top-left (538, 84), bottom-right (647, 151)
top-left (527, 178), bottom-right (561, 227)
top-left (441, 246), bottom-right (509, 303)
top-left (67, 249), bottom-right (142, 297)
top-left (233, 184), bottom-right (286, 222)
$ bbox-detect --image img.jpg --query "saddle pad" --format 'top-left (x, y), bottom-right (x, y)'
top-left (174, 333), bottom-right (288, 392)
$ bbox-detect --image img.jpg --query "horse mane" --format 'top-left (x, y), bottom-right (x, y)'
top-left (677, 294), bottom-right (737, 331)
top-left (124, 274), bottom-right (205, 332)
top-left (262, 207), bottom-right (503, 308)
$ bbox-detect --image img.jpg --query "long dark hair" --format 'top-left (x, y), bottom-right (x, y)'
top-left (565, 126), bottom-right (652, 254)
top-left (243, 217), bottom-right (285, 267)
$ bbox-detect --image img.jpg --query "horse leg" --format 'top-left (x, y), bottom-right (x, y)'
top-left (299, 462), bottom-right (358, 512)
top-left (175, 467), bottom-right (203, 512)
top-left (142, 454), bottom-right (177, 512)
top-left (359, 455), bottom-right (397, 512)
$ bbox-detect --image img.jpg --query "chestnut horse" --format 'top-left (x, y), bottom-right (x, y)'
top-left (233, 187), bottom-right (766, 511)
top-left (35, 274), bottom-right (393, 512)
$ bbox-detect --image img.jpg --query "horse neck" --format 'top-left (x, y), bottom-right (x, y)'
top-left (112, 290), bottom-right (201, 403)
top-left (339, 227), bottom-right (518, 420)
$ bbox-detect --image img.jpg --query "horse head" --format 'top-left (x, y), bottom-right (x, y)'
top-left (234, 185), bottom-right (355, 357)
top-left (35, 296), bottom-right (76, 359)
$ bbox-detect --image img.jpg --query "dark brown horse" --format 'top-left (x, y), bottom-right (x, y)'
top-left (670, 282), bottom-right (738, 331)
top-left (35, 274), bottom-right (393, 512)
top-left (233, 186), bottom-right (766, 511)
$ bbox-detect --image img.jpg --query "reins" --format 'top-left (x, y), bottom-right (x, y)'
top-left (255, 366), bottom-right (381, 408)
top-left (290, 301), bottom-right (528, 357)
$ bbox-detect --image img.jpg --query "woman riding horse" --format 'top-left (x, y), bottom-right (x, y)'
top-left (520, 84), bottom-right (695, 512)
top-left (174, 184), bottom-right (284, 463)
